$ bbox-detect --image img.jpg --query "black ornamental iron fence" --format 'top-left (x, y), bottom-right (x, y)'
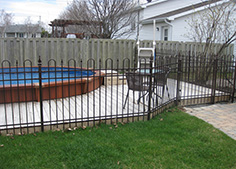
top-left (0, 53), bottom-right (235, 135)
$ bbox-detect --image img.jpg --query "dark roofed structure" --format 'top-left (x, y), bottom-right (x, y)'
top-left (49, 19), bottom-right (102, 38)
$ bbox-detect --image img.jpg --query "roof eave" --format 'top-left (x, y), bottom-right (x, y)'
top-left (142, 0), bottom-right (228, 22)
top-left (168, 0), bottom-right (230, 20)
top-left (141, 17), bottom-right (169, 25)
top-left (141, 0), bottom-right (168, 8)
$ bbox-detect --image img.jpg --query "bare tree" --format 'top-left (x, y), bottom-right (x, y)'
top-left (185, 0), bottom-right (236, 56)
top-left (185, 0), bottom-right (236, 83)
top-left (0, 9), bottom-right (14, 37)
top-left (60, 0), bottom-right (137, 39)
top-left (24, 17), bottom-right (40, 38)
top-left (60, 1), bottom-right (92, 37)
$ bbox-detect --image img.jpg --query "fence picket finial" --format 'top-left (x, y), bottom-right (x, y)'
top-left (38, 56), bottom-right (42, 66)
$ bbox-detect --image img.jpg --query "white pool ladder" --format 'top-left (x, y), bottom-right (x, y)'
top-left (137, 20), bottom-right (156, 69)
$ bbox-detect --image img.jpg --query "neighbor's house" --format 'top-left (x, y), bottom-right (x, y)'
top-left (1, 24), bottom-right (42, 38)
top-left (127, 0), bottom-right (233, 42)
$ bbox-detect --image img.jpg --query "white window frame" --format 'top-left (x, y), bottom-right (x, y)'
top-left (32, 33), bottom-right (36, 38)
top-left (18, 33), bottom-right (24, 38)
top-left (162, 27), bottom-right (169, 41)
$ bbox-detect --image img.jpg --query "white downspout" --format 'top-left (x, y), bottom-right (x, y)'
top-left (153, 19), bottom-right (156, 47)
top-left (164, 18), bottom-right (173, 26)
top-left (136, 0), bottom-right (140, 53)
top-left (164, 18), bottom-right (173, 41)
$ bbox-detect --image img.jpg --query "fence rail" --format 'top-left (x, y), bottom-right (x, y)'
top-left (0, 53), bottom-right (235, 135)
top-left (0, 38), bottom-right (234, 68)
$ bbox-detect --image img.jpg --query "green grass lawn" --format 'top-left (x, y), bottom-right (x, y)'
top-left (0, 107), bottom-right (236, 169)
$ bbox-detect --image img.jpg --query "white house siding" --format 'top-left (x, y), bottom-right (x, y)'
top-left (139, 22), bottom-right (171, 41)
top-left (141, 0), bottom-right (203, 20)
top-left (122, 31), bottom-right (136, 40)
top-left (5, 33), bottom-right (42, 38)
top-left (139, 24), bottom-right (158, 40)
top-left (119, 0), bottom-right (203, 40)
top-left (234, 42), bottom-right (236, 56)
top-left (171, 16), bottom-right (192, 42)
top-left (36, 33), bottom-right (41, 38)
top-left (120, 0), bottom-right (207, 40)
top-left (120, 0), bottom-right (236, 57)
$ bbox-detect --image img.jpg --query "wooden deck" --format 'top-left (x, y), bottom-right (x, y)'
top-left (0, 79), bottom-right (226, 130)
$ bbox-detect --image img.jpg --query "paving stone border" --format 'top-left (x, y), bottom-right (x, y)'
top-left (184, 102), bottom-right (236, 140)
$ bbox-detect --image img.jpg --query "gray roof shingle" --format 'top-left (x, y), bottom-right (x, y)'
top-left (5, 24), bottom-right (42, 33)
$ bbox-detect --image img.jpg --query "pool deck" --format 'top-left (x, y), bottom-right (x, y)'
top-left (0, 79), bottom-right (228, 133)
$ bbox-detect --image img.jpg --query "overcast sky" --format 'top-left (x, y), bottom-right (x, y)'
top-left (1, 0), bottom-right (146, 29)
top-left (0, 0), bottom-right (73, 28)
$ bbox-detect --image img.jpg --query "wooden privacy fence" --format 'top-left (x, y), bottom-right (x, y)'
top-left (0, 38), bottom-right (234, 68)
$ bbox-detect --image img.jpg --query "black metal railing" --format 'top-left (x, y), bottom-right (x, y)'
top-left (0, 53), bottom-right (235, 135)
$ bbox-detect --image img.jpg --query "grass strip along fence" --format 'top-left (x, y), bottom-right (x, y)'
top-left (0, 53), bottom-right (235, 135)
top-left (0, 107), bottom-right (236, 168)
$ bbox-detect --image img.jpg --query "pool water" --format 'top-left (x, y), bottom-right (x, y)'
top-left (0, 67), bottom-right (95, 86)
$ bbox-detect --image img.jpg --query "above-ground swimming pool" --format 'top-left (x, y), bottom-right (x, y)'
top-left (0, 67), bottom-right (105, 103)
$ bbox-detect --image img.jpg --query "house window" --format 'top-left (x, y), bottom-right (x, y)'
top-left (18, 33), bottom-right (24, 38)
top-left (163, 28), bottom-right (168, 41)
top-left (32, 33), bottom-right (36, 38)
top-left (7, 33), bottom-right (15, 37)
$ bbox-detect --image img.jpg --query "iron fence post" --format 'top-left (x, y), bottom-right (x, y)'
top-left (148, 56), bottom-right (153, 120)
top-left (176, 55), bottom-right (182, 106)
top-left (38, 56), bottom-right (44, 132)
top-left (134, 44), bottom-right (138, 68)
top-left (211, 58), bottom-right (218, 104)
top-left (232, 60), bottom-right (236, 103)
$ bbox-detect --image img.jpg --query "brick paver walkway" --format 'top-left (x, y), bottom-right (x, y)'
top-left (184, 102), bottom-right (236, 140)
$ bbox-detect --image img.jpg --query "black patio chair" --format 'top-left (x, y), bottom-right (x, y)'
top-left (152, 66), bottom-right (171, 103)
top-left (123, 72), bottom-right (150, 109)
